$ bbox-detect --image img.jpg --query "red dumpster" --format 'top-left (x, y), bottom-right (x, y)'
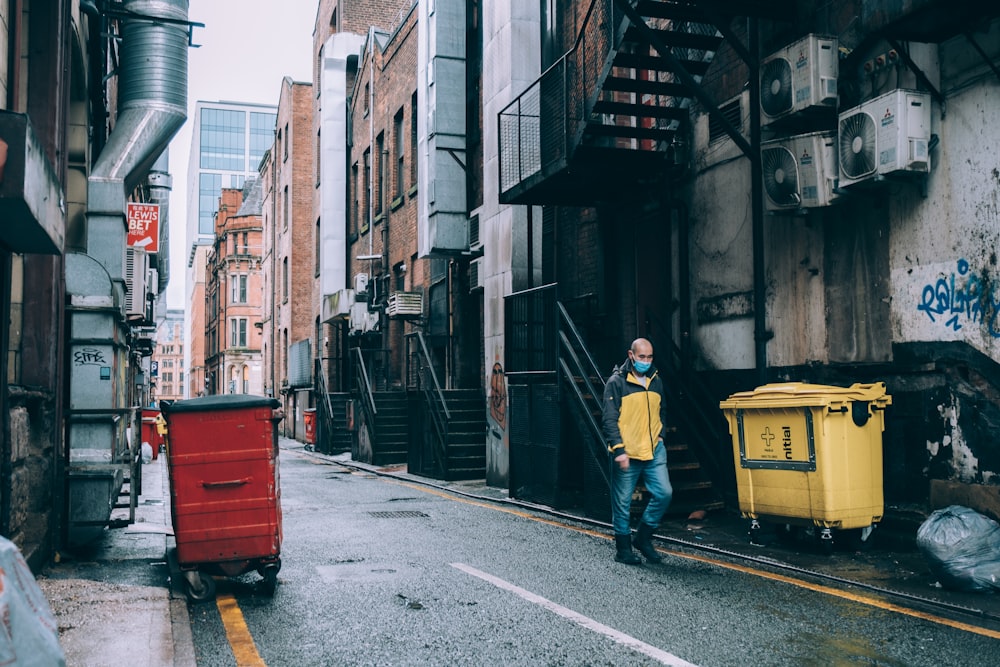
top-left (303, 408), bottom-right (316, 445)
top-left (162, 394), bottom-right (283, 601)
top-left (141, 408), bottom-right (163, 460)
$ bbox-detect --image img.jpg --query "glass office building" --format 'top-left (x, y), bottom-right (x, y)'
top-left (185, 100), bottom-right (276, 398)
top-left (188, 101), bottom-right (278, 242)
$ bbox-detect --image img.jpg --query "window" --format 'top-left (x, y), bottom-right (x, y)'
top-left (362, 149), bottom-right (371, 234)
top-left (375, 132), bottom-right (385, 218)
top-left (198, 173), bottom-right (222, 235)
top-left (242, 232), bottom-right (248, 253)
top-left (315, 218), bottom-right (321, 278)
top-left (163, 372), bottom-right (173, 383)
top-left (231, 274), bottom-right (247, 303)
top-left (250, 111), bottom-right (276, 168)
top-left (394, 109), bottom-right (405, 199)
top-left (283, 122), bottom-right (289, 161)
top-left (364, 81), bottom-right (370, 115)
top-left (351, 162), bottom-right (359, 237)
top-left (230, 318), bottom-right (248, 347)
top-left (282, 329), bottom-right (288, 383)
top-left (282, 257), bottom-right (289, 302)
top-left (283, 185), bottom-right (289, 229)
top-left (242, 365), bottom-right (249, 394)
top-left (316, 129), bottom-right (322, 186)
top-left (200, 108), bottom-right (245, 171)
top-left (409, 92), bottom-right (418, 190)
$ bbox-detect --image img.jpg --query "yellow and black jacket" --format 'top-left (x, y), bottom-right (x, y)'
top-left (601, 360), bottom-right (667, 461)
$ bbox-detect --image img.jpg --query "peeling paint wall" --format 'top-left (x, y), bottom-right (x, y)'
top-left (686, 18), bottom-right (1000, 500)
top-left (926, 393), bottom-right (981, 483)
top-left (688, 116), bottom-right (890, 370)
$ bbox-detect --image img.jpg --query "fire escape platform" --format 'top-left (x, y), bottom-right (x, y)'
top-left (499, 0), bottom-right (796, 208)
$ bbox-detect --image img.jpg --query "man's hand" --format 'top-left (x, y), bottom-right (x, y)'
top-left (615, 453), bottom-right (630, 470)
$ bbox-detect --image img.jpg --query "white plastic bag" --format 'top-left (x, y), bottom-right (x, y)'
top-left (0, 537), bottom-right (66, 666)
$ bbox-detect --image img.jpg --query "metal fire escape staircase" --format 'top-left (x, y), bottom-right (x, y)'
top-left (500, 0), bottom-right (789, 205)
top-left (500, 1), bottom-right (795, 515)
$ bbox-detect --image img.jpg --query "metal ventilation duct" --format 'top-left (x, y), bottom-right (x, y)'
top-left (91, 0), bottom-right (188, 191)
top-left (87, 0), bottom-right (188, 282)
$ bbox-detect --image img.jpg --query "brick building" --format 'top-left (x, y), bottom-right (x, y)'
top-left (261, 78), bottom-right (319, 438)
top-left (204, 182), bottom-right (265, 397)
top-left (152, 309), bottom-right (185, 403)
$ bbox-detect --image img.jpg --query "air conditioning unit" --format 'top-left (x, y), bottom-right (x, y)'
top-left (760, 34), bottom-right (838, 126)
top-left (761, 131), bottom-right (840, 211)
top-left (349, 301), bottom-right (379, 333)
top-left (838, 89), bottom-right (932, 189)
top-left (469, 257), bottom-right (484, 292)
top-left (354, 272), bottom-right (370, 298)
top-left (125, 247), bottom-right (149, 318)
top-left (386, 291), bottom-right (423, 318)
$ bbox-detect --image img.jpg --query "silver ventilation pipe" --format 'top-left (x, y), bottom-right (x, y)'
top-left (148, 151), bottom-right (172, 294)
top-left (87, 0), bottom-right (188, 290)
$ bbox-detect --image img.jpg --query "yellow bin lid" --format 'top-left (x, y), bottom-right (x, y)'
top-left (719, 382), bottom-right (891, 410)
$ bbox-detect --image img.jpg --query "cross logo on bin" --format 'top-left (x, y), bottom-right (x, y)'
top-left (760, 426), bottom-right (776, 450)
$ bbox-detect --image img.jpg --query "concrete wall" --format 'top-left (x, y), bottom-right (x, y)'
top-left (479, 1), bottom-right (541, 487)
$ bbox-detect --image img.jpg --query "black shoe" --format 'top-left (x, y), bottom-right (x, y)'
top-left (614, 534), bottom-right (642, 565)
top-left (634, 523), bottom-right (662, 564)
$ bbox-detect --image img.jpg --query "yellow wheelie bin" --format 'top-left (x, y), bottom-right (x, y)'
top-left (719, 382), bottom-right (891, 551)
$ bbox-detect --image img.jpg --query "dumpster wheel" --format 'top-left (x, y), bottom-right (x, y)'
top-left (185, 571), bottom-right (217, 602)
top-left (258, 562), bottom-right (280, 596)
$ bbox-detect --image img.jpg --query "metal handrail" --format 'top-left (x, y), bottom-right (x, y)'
top-left (413, 331), bottom-right (450, 421)
top-left (556, 302), bottom-right (610, 489)
top-left (644, 307), bottom-right (730, 489)
top-left (411, 332), bottom-right (450, 470)
top-left (352, 348), bottom-right (377, 444)
top-left (314, 357), bottom-right (338, 452)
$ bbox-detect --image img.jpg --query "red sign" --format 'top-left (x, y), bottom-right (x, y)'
top-left (127, 202), bottom-right (160, 252)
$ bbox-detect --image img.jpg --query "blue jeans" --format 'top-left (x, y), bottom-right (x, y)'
top-left (610, 442), bottom-right (672, 536)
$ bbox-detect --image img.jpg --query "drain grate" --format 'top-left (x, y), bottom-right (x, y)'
top-left (368, 511), bottom-right (429, 519)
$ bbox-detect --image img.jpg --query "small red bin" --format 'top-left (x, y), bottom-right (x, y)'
top-left (303, 408), bottom-right (316, 444)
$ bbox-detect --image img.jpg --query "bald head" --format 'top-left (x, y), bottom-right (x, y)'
top-left (628, 338), bottom-right (654, 374)
top-left (630, 338), bottom-right (653, 355)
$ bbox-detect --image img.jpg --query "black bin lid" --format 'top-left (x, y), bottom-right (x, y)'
top-left (161, 394), bottom-right (280, 415)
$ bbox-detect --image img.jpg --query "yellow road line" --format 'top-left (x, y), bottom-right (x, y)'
top-left (389, 479), bottom-right (1000, 641)
top-left (217, 593), bottom-right (267, 666)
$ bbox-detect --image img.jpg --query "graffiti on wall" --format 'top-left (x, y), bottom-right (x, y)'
top-left (917, 259), bottom-right (1000, 336)
top-left (489, 362), bottom-right (507, 431)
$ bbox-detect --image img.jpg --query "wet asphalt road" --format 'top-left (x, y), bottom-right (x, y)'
top-left (186, 442), bottom-right (1000, 666)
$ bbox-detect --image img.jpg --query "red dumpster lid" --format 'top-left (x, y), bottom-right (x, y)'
top-left (162, 394), bottom-right (280, 415)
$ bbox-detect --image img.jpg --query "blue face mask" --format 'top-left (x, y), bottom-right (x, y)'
top-left (633, 360), bottom-right (651, 375)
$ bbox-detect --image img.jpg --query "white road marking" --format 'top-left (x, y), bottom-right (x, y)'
top-left (451, 562), bottom-right (698, 667)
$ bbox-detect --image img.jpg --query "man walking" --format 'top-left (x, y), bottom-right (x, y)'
top-left (602, 338), bottom-right (673, 564)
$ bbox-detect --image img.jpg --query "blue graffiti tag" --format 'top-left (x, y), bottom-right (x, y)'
top-left (917, 259), bottom-right (1000, 336)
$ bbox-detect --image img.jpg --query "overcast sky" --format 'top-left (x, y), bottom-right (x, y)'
top-left (165, 0), bottom-right (318, 308)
